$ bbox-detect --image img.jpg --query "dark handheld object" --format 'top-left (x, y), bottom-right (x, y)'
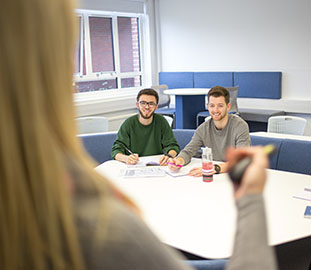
top-left (228, 145), bottom-right (277, 184)
top-left (146, 161), bottom-right (160, 166)
top-left (229, 158), bottom-right (252, 184)
top-left (163, 150), bottom-right (173, 158)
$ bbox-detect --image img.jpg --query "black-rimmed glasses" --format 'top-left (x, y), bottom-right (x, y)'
top-left (138, 101), bottom-right (157, 108)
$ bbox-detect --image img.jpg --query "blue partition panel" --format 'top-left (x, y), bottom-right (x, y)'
top-left (233, 72), bottom-right (282, 99)
top-left (173, 129), bottom-right (195, 149)
top-left (277, 139), bottom-right (311, 175)
top-left (159, 72), bottom-right (194, 89)
top-left (194, 72), bottom-right (233, 88)
top-left (186, 259), bottom-right (227, 270)
top-left (250, 135), bottom-right (283, 169)
top-left (79, 132), bottom-right (117, 164)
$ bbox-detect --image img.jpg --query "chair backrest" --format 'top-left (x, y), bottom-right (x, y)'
top-left (151, 84), bottom-right (170, 108)
top-left (226, 86), bottom-right (239, 113)
top-left (205, 116), bottom-right (212, 122)
top-left (204, 86), bottom-right (239, 113)
top-left (163, 115), bottom-right (173, 127)
top-left (76, 116), bottom-right (109, 134)
top-left (268, 116), bottom-right (307, 135)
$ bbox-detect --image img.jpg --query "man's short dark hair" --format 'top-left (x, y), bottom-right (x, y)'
top-left (136, 88), bottom-right (159, 104)
top-left (208, 86), bottom-right (230, 104)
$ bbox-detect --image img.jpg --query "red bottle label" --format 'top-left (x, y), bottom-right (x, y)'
top-left (202, 161), bottom-right (213, 182)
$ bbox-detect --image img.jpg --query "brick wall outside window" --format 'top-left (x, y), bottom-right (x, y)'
top-left (74, 13), bottom-right (143, 92)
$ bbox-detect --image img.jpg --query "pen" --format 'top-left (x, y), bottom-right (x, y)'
top-left (229, 144), bottom-right (277, 184)
top-left (124, 146), bottom-right (135, 155)
top-left (124, 146), bottom-right (140, 162)
top-left (166, 162), bottom-right (183, 168)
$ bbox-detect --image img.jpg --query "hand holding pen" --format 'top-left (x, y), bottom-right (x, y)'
top-left (125, 146), bottom-right (139, 165)
top-left (167, 157), bottom-right (184, 171)
top-left (159, 150), bottom-right (173, 166)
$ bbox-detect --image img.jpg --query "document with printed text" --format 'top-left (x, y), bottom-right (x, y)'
top-left (120, 167), bottom-right (166, 178)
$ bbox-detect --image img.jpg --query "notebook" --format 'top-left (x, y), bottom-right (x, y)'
top-left (165, 166), bottom-right (189, 177)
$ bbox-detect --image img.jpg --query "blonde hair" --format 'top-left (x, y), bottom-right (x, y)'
top-left (0, 0), bottom-right (129, 269)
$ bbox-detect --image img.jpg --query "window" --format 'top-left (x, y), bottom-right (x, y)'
top-left (74, 10), bottom-right (146, 93)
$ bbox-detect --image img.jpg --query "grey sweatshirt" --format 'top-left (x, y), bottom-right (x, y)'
top-left (179, 114), bottom-right (250, 164)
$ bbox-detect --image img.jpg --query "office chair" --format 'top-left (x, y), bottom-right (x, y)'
top-left (76, 116), bottom-right (109, 134)
top-left (196, 86), bottom-right (239, 127)
top-left (267, 116), bottom-right (307, 135)
top-left (153, 84), bottom-right (175, 126)
top-left (163, 115), bottom-right (173, 127)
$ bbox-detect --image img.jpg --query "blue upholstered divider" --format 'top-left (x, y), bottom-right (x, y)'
top-left (173, 129), bottom-right (195, 149)
top-left (79, 130), bottom-right (311, 175)
top-left (233, 72), bottom-right (282, 99)
top-left (79, 130), bottom-right (195, 165)
top-left (79, 132), bottom-right (117, 164)
top-left (277, 139), bottom-right (311, 175)
top-left (250, 135), bottom-right (283, 170)
top-left (159, 72), bottom-right (194, 89)
top-left (186, 259), bottom-right (227, 270)
top-left (159, 71), bottom-right (282, 99)
top-left (194, 72), bottom-right (233, 88)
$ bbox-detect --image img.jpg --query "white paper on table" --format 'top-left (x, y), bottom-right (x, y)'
top-left (127, 156), bottom-right (161, 167)
top-left (120, 167), bottom-right (166, 178)
top-left (293, 188), bottom-right (311, 201)
top-left (165, 166), bottom-right (190, 177)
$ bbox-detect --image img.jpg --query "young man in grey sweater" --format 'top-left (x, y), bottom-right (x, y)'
top-left (168, 86), bottom-right (250, 176)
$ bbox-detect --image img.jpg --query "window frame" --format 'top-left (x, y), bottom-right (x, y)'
top-left (74, 9), bottom-right (149, 98)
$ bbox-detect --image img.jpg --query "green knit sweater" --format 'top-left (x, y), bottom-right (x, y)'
top-left (111, 114), bottom-right (179, 159)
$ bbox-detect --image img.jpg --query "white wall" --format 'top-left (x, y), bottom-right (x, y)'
top-left (156, 0), bottom-right (311, 113)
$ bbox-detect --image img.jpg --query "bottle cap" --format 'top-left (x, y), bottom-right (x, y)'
top-left (201, 147), bottom-right (212, 154)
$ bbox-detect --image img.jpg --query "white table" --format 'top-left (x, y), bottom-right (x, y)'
top-left (96, 157), bottom-right (311, 259)
top-left (164, 88), bottom-right (210, 96)
top-left (250, 131), bottom-right (311, 141)
top-left (163, 88), bottom-right (210, 129)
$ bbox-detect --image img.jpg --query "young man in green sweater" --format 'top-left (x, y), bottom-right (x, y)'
top-left (111, 88), bottom-right (180, 165)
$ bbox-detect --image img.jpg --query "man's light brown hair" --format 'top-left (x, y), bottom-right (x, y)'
top-left (208, 86), bottom-right (230, 104)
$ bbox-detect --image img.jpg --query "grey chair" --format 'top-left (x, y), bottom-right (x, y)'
top-left (153, 84), bottom-right (176, 126)
top-left (196, 86), bottom-right (239, 127)
top-left (267, 116), bottom-right (307, 135)
top-left (163, 115), bottom-right (174, 127)
top-left (76, 116), bottom-right (109, 135)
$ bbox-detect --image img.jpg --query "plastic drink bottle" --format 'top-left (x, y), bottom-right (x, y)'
top-left (202, 147), bottom-right (213, 182)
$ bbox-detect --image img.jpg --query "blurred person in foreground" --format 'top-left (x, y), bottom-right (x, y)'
top-left (0, 0), bottom-right (277, 270)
